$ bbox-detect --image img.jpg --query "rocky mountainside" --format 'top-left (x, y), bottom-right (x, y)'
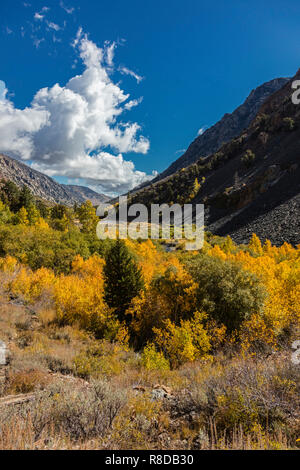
top-left (129, 70), bottom-right (300, 245)
top-left (0, 153), bottom-right (109, 206)
top-left (62, 184), bottom-right (110, 205)
top-left (155, 77), bottom-right (289, 182)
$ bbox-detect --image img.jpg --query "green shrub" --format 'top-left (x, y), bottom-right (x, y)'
top-left (185, 255), bottom-right (266, 332)
top-left (282, 117), bottom-right (295, 131)
top-left (0, 225), bottom-right (91, 273)
top-left (241, 149), bottom-right (256, 168)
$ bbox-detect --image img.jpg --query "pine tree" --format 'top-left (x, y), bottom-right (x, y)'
top-left (104, 239), bottom-right (144, 323)
top-left (51, 204), bottom-right (67, 220)
top-left (1, 181), bottom-right (21, 211)
top-left (36, 200), bottom-right (49, 219)
top-left (19, 185), bottom-right (34, 210)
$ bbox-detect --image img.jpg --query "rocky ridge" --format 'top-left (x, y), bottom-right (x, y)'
top-left (0, 153), bottom-right (109, 206)
top-left (129, 70), bottom-right (300, 245)
top-left (155, 77), bottom-right (289, 182)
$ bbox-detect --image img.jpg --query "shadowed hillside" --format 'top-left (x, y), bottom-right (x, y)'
top-left (129, 70), bottom-right (300, 245)
top-left (153, 77), bottom-right (289, 182)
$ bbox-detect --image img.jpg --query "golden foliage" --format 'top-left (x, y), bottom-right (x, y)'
top-left (207, 235), bottom-right (300, 339)
top-left (9, 265), bottom-right (56, 302)
top-left (153, 311), bottom-right (211, 368)
top-left (54, 254), bottom-right (110, 331)
top-left (0, 232), bottom-right (299, 365)
top-left (239, 313), bottom-right (276, 353)
top-left (141, 343), bottom-right (170, 371)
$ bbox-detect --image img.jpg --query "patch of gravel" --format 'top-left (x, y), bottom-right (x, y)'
top-left (209, 192), bottom-right (300, 246)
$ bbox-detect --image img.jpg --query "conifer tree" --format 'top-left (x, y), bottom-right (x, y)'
top-left (51, 204), bottom-right (67, 220)
top-left (19, 185), bottom-right (34, 210)
top-left (1, 181), bottom-right (20, 211)
top-left (104, 239), bottom-right (144, 323)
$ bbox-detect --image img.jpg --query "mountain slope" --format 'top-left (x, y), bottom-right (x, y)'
top-left (155, 77), bottom-right (289, 182)
top-left (62, 184), bottom-right (110, 205)
top-left (0, 153), bottom-right (109, 206)
top-left (129, 70), bottom-right (300, 245)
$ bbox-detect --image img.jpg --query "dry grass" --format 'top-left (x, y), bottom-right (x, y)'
top-left (0, 286), bottom-right (299, 450)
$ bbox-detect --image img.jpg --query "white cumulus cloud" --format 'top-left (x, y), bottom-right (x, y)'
top-left (0, 96), bottom-right (49, 160)
top-left (0, 31), bottom-right (154, 195)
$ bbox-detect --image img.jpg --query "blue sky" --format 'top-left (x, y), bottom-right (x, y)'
top-left (0, 0), bottom-right (300, 195)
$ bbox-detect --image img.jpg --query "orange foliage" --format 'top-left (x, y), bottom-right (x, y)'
top-left (207, 235), bottom-right (300, 337)
top-left (54, 254), bottom-right (110, 330)
top-left (0, 232), bottom-right (299, 364)
top-left (9, 264), bottom-right (56, 302)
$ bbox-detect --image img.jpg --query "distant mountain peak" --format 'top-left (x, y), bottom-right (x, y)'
top-left (62, 184), bottom-right (110, 205)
